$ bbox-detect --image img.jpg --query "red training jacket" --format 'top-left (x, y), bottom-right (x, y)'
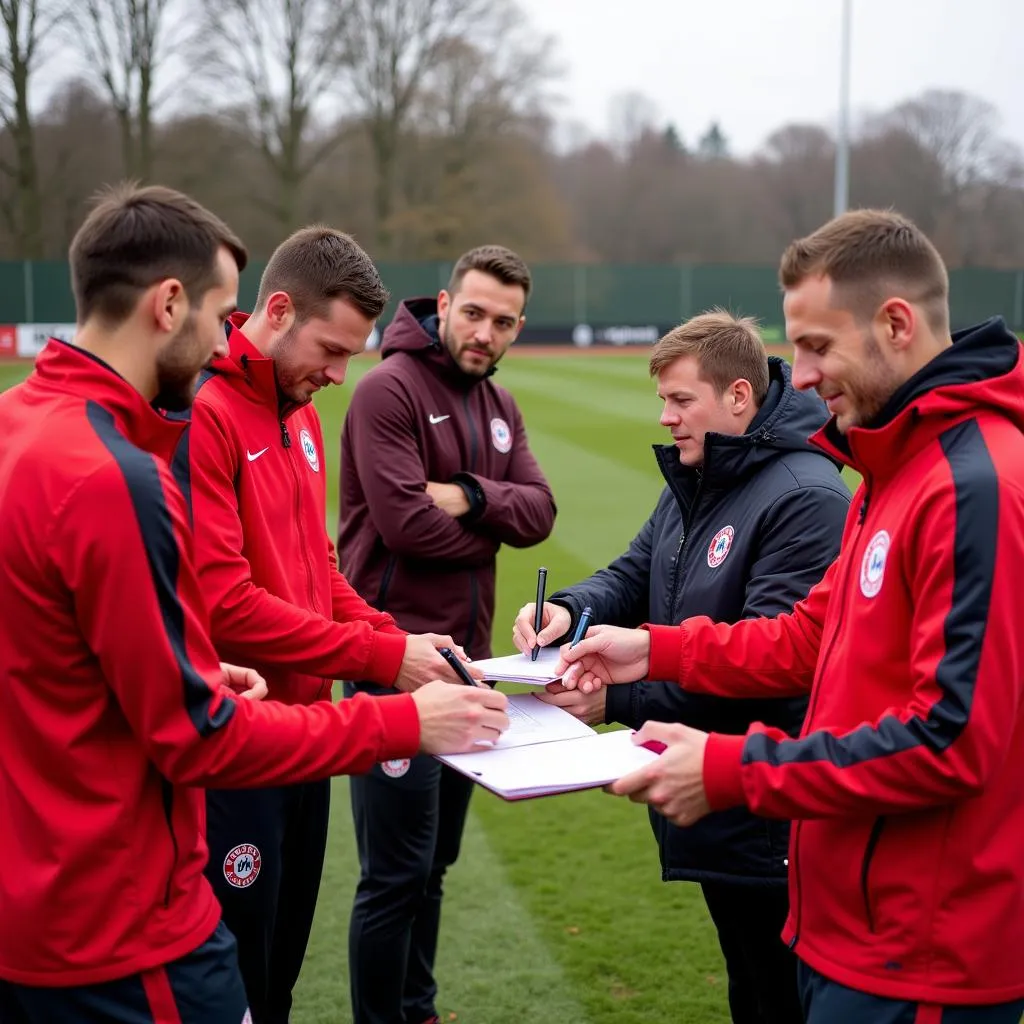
top-left (181, 314), bottom-right (408, 704)
top-left (645, 318), bottom-right (1024, 1004)
top-left (0, 341), bottom-right (419, 986)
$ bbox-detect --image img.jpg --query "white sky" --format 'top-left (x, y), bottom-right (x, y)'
top-left (518, 0), bottom-right (1021, 156)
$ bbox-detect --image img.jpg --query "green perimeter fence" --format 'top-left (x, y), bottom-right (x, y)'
top-left (2, 262), bottom-right (1021, 341)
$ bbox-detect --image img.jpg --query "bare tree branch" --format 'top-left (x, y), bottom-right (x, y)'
top-left (190, 0), bottom-right (350, 232)
top-left (67, 0), bottom-right (178, 179)
top-left (0, 0), bottom-right (68, 255)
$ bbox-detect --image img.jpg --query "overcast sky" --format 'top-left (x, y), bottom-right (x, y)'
top-left (517, 0), bottom-right (1021, 156)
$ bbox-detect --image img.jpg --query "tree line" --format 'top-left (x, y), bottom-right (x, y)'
top-left (2, 0), bottom-right (1022, 267)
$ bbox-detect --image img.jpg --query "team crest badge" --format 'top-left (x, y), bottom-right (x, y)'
top-left (223, 844), bottom-right (261, 888)
top-left (381, 758), bottom-right (411, 778)
top-left (860, 530), bottom-right (890, 598)
top-left (299, 428), bottom-right (320, 472)
top-left (707, 526), bottom-right (735, 568)
top-left (490, 417), bottom-right (512, 454)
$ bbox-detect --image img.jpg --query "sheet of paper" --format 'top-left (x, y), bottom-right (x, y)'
top-left (469, 646), bottom-right (564, 686)
top-left (438, 728), bottom-right (660, 799)
top-left (494, 693), bottom-right (595, 749)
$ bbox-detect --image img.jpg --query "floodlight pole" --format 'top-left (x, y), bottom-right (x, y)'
top-left (833, 0), bottom-right (853, 217)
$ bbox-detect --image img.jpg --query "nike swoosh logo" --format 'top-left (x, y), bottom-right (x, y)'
top-left (246, 447), bottom-right (269, 462)
top-left (428, 414), bottom-right (450, 425)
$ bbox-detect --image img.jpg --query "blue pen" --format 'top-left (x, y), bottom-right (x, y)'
top-left (570, 606), bottom-right (593, 647)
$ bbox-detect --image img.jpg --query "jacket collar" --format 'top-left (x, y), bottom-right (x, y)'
top-left (811, 317), bottom-right (1024, 484)
top-left (212, 312), bottom-right (309, 419)
top-left (653, 356), bottom-right (833, 507)
top-left (33, 338), bottom-right (186, 462)
top-left (380, 298), bottom-right (496, 393)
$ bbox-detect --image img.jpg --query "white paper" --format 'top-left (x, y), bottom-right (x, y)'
top-left (495, 693), bottom-right (596, 749)
top-left (469, 646), bottom-right (564, 686)
top-left (438, 728), bottom-right (660, 799)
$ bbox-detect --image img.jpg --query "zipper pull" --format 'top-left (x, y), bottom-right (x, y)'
top-left (280, 420), bottom-right (291, 448)
top-left (858, 497), bottom-right (868, 523)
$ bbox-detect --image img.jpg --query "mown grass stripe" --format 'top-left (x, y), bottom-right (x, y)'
top-left (293, 778), bottom-right (593, 1024)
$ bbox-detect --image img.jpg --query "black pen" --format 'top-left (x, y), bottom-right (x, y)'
top-left (439, 646), bottom-right (478, 687)
top-left (531, 566), bottom-right (548, 661)
top-left (569, 605), bottom-right (593, 647)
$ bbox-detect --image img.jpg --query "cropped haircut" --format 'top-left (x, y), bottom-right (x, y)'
top-left (778, 208), bottom-right (949, 335)
top-left (649, 308), bottom-right (770, 405)
top-left (255, 226), bottom-right (389, 322)
top-left (69, 182), bottom-right (248, 326)
top-left (447, 245), bottom-right (531, 307)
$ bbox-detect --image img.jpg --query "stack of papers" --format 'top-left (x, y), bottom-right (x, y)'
top-left (435, 693), bottom-right (661, 801)
top-left (468, 647), bottom-right (564, 687)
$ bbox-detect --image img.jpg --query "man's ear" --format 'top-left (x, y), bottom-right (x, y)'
top-left (877, 297), bottom-right (916, 353)
top-left (264, 291), bottom-right (295, 332)
top-left (150, 278), bottom-right (186, 335)
top-left (729, 378), bottom-right (754, 416)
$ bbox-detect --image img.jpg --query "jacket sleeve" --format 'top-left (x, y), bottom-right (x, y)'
top-left (550, 503), bottom-right (656, 632)
top-left (58, 460), bottom-right (420, 788)
top-left (326, 534), bottom-right (405, 635)
top-left (611, 484), bottom-right (847, 729)
top-left (186, 400), bottom-right (406, 687)
top-left (703, 461), bottom-right (1024, 819)
top-left (456, 404), bottom-right (556, 548)
top-left (343, 370), bottom-right (501, 566)
top-left (738, 483), bottom-right (849, 619)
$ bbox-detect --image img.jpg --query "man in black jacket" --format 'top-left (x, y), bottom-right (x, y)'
top-left (514, 309), bottom-right (850, 1024)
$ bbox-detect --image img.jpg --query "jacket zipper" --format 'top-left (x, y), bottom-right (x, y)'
top-left (465, 572), bottom-right (479, 653)
top-left (463, 392), bottom-right (481, 647)
top-left (160, 780), bottom-right (177, 907)
top-left (463, 393), bottom-right (479, 468)
top-left (376, 555), bottom-right (397, 609)
top-left (860, 816), bottom-right (886, 933)
top-left (789, 485), bottom-right (872, 949)
top-left (281, 416), bottom-right (319, 613)
top-left (666, 474), bottom-right (705, 612)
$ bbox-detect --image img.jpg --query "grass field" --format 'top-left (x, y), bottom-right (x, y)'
top-left (0, 350), bottom-right (855, 1024)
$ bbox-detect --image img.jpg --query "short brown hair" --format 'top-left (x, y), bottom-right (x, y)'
top-left (255, 226), bottom-right (389, 321)
top-left (779, 209), bottom-right (949, 334)
top-left (448, 245), bottom-right (531, 306)
top-left (70, 182), bottom-right (248, 326)
top-left (649, 308), bottom-right (770, 405)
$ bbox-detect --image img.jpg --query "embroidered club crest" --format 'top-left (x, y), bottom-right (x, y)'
top-left (707, 526), bottom-right (735, 569)
top-left (860, 530), bottom-right (890, 598)
top-left (299, 428), bottom-right (320, 472)
top-left (490, 417), bottom-right (512, 454)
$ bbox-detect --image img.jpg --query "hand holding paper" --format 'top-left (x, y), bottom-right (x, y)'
top-left (607, 721), bottom-right (712, 827)
top-left (535, 681), bottom-right (607, 726)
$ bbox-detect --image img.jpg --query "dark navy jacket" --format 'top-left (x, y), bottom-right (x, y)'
top-left (550, 358), bottom-right (850, 885)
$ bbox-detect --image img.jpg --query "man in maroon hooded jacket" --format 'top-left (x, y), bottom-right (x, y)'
top-left (338, 245), bottom-right (556, 1024)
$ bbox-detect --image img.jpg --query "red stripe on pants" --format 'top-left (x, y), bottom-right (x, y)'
top-left (141, 967), bottom-right (183, 1024)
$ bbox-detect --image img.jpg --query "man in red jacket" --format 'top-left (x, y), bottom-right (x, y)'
top-left (338, 245), bottom-right (556, 1024)
top-left (0, 185), bottom-right (509, 1024)
top-left (178, 226), bottom-right (485, 1024)
top-left (558, 210), bottom-right (1024, 1023)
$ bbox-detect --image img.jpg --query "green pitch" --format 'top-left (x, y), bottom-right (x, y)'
top-left (309, 353), bottom-right (732, 1024)
top-left (3, 350), bottom-right (846, 1023)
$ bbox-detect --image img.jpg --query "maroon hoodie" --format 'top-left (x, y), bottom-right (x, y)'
top-left (338, 298), bottom-right (556, 658)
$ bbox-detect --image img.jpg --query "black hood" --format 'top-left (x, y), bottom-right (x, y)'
top-left (654, 356), bottom-right (834, 493)
top-left (818, 316), bottom-right (1022, 461)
